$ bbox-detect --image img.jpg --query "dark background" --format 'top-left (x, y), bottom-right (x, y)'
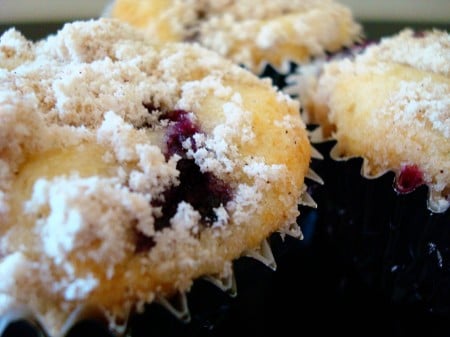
top-left (0, 20), bottom-right (449, 337)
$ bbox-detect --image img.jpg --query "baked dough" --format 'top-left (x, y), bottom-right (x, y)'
top-left (106, 0), bottom-right (362, 73)
top-left (0, 18), bottom-right (311, 336)
top-left (288, 29), bottom-right (450, 213)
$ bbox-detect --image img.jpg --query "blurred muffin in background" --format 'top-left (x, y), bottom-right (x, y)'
top-left (105, 0), bottom-right (362, 77)
top-left (286, 28), bottom-right (450, 318)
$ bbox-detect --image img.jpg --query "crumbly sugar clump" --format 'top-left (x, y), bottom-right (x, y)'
top-left (108, 0), bottom-right (362, 73)
top-left (291, 29), bottom-right (450, 212)
top-left (0, 18), bottom-right (311, 335)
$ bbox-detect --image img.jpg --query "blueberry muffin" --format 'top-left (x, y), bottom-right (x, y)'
top-left (0, 18), bottom-right (311, 337)
top-left (105, 0), bottom-right (362, 75)
top-left (289, 28), bottom-right (449, 212)
top-left (286, 28), bottom-right (450, 319)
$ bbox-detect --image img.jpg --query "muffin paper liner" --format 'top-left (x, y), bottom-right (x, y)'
top-left (0, 304), bottom-right (116, 337)
top-left (0, 305), bottom-right (46, 337)
top-left (155, 292), bottom-right (190, 323)
top-left (307, 140), bottom-right (450, 319)
top-left (258, 62), bottom-right (298, 90)
top-left (202, 271), bottom-right (237, 298)
top-left (243, 238), bottom-right (277, 271)
top-left (0, 217), bottom-right (315, 337)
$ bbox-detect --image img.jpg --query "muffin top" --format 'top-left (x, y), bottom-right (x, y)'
top-left (0, 18), bottom-right (311, 336)
top-left (288, 29), bottom-right (450, 213)
top-left (107, 0), bottom-right (362, 73)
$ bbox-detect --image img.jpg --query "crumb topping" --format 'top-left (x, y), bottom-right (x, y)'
top-left (0, 18), bottom-right (310, 334)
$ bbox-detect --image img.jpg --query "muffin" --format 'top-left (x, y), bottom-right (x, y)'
top-left (286, 28), bottom-right (450, 322)
top-left (105, 0), bottom-right (363, 76)
top-left (0, 18), bottom-right (312, 337)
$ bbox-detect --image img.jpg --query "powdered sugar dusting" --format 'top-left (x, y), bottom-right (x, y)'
top-left (383, 78), bottom-right (450, 138)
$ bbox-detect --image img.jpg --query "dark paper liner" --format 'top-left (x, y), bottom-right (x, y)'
top-left (258, 62), bottom-right (298, 91)
top-left (304, 139), bottom-right (450, 336)
top-left (0, 233), bottom-right (304, 337)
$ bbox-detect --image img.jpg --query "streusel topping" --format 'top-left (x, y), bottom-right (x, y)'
top-left (0, 18), bottom-right (311, 335)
